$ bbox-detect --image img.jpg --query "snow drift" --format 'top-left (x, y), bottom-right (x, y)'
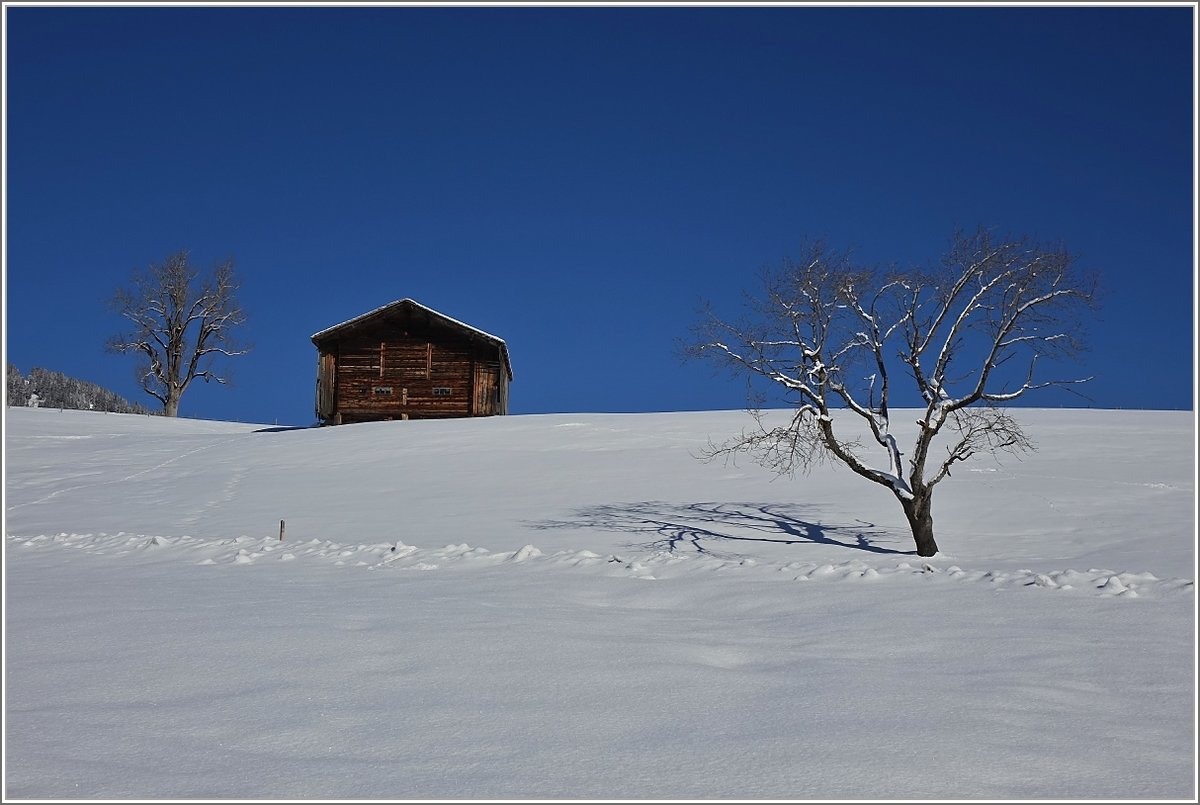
top-left (4, 406), bottom-right (1195, 799)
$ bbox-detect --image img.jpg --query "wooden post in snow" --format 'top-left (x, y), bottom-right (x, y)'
top-left (279, 520), bottom-right (285, 541)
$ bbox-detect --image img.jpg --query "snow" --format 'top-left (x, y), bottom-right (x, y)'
top-left (3, 406), bottom-right (1195, 799)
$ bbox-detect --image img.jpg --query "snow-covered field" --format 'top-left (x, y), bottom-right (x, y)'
top-left (3, 406), bottom-right (1195, 799)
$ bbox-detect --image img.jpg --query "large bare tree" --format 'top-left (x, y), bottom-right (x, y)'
top-left (689, 228), bottom-right (1096, 557)
top-left (108, 250), bottom-right (250, 417)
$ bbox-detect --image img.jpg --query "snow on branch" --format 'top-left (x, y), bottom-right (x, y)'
top-left (686, 227), bottom-right (1096, 557)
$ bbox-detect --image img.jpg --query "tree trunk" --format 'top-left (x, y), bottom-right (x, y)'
top-left (163, 393), bottom-right (180, 418)
top-left (902, 492), bottom-right (939, 557)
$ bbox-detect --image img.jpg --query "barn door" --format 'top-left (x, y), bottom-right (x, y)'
top-left (474, 366), bottom-right (500, 416)
top-left (317, 353), bottom-right (337, 421)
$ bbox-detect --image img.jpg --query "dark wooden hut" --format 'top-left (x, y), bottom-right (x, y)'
top-left (312, 299), bottom-right (512, 425)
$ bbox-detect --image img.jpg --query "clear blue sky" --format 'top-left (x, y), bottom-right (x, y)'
top-left (4, 5), bottom-right (1195, 425)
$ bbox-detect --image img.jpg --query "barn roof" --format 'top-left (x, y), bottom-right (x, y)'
top-left (311, 298), bottom-right (512, 380)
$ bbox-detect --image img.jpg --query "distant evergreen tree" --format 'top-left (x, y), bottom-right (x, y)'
top-left (7, 365), bottom-right (157, 414)
top-left (7, 363), bottom-right (29, 406)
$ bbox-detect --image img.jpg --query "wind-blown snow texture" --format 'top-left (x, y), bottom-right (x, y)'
top-left (4, 407), bottom-right (1195, 799)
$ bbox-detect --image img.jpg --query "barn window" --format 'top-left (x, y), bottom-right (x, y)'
top-left (433, 387), bottom-right (452, 396)
top-left (373, 386), bottom-right (393, 395)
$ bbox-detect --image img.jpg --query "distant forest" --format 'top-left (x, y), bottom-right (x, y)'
top-left (7, 365), bottom-right (158, 415)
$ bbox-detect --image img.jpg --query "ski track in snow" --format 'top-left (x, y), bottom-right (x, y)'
top-left (179, 462), bottom-right (250, 528)
top-left (7, 531), bottom-right (1192, 600)
top-left (5, 433), bottom-right (256, 513)
top-left (968, 465), bottom-right (1192, 492)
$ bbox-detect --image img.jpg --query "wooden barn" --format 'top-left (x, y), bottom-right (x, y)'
top-left (311, 299), bottom-right (512, 425)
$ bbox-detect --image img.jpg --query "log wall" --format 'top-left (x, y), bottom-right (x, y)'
top-left (318, 328), bottom-right (506, 423)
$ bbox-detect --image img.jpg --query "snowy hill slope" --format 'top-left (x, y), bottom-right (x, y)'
top-left (4, 407), bottom-right (1195, 799)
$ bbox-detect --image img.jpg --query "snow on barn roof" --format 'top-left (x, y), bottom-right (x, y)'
top-left (311, 298), bottom-right (512, 379)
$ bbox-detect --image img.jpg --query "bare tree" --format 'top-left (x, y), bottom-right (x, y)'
top-left (689, 227), bottom-right (1096, 557)
top-left (108, 250), bottom-right (250, 417)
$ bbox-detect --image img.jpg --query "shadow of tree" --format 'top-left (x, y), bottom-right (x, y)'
top-left (529, 501), bottom-right (915, 557)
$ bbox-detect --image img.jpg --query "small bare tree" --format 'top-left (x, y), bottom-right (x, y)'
top-left (108, 250), bottom-right (250, 417)
top-left (689, 227), bottom-right (1096, 557)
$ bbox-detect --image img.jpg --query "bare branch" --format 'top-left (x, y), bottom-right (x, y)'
top-left (928, 407), bottom-right (1034, 488)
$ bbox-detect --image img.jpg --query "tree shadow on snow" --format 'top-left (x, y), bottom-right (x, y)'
top-left (530, 501), bottom-right (915, 558)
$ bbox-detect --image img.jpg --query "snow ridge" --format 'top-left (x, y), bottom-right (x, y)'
top-left (9, 532), bottom-right (1192, 600)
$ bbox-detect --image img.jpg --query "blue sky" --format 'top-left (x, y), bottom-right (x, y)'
top-left (4, 5), bottom-right (1195, 425)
